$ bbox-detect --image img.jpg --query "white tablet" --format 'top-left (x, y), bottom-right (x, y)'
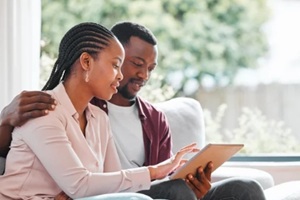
top-left (170, 143), bottom-right (244, 180)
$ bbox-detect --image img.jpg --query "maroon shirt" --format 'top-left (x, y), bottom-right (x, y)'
top-left (91, 97), bottom-right (172, 166)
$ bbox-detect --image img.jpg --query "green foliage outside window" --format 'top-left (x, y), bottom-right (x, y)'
top-left (41, 1), bottom-right (289, 155)
top-left (41, 0), bottom-right (269, 96)
top-left (204, 104), bottom-right (300, 154)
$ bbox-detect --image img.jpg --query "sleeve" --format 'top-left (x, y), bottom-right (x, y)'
top-left (20, 112), bottom-right (151, 199)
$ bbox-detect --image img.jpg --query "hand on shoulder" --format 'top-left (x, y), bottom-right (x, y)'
top-left (0, 90), bottom-right (56, 127)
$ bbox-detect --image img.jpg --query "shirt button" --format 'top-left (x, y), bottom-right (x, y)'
top-left (103, 104), bottom-right (107, 108)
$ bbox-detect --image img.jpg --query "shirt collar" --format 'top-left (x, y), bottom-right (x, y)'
top-left (135, 96), bottom-right (146, 121)
top-left (51, 82), bottom-right (95, 119)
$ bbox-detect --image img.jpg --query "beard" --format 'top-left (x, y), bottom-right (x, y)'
top-left (117, 82), bottom-right (136, 101)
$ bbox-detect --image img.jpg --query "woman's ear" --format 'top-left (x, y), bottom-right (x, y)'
top-left (80, 52), bottom-right (91, 71)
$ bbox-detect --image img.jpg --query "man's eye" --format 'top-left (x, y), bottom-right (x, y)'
top-left (113, 64), bottom-right (119, 69)
top-left (131, 61), bottom-right (143, 67)
top-left (149, 67), bottom-right (155, 72)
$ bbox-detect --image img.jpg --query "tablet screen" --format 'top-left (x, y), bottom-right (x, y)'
top-left (170, 143), bottom-right (244, 180)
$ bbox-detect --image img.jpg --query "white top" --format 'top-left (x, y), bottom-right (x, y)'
top-left (0, 83), bottom-right (151, 200)
top-left (107, 101), bottom-right (145, 169)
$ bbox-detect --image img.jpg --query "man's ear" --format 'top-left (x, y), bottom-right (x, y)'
top-left (80, 52), bottom-right (91, 70)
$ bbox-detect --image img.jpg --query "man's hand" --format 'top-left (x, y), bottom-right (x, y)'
top-left (185, 161), bottom-right (213, 199)
top-left (0, 91), bottom-right (56, 127)
top-left (0, 91), bottom-right (56, 157)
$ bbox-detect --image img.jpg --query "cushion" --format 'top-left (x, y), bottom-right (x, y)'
top-left (154, 97), bottom-right (205, 156)
top-left (264, 181), bottom-right (300, 200)
top-left (212, 166), bottom-right (275, 190)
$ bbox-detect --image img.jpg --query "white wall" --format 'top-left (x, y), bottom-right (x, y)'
top-left (0, 0), bottom-right (41, 110)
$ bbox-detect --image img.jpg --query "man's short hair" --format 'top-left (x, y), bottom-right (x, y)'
top-left (111, 21), bottom-right (157, 46)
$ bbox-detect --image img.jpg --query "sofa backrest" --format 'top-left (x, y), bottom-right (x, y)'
top-left (154, 97), bottom-right (205, 158)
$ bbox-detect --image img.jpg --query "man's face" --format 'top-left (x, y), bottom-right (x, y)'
top-left (117, 36), bottom-right (158, 100)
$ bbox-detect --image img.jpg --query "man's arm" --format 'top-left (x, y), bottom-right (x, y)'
top-left (0, 91), bottom-right (56, 157)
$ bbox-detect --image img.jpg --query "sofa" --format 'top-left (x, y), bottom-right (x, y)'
top-left (1, 97), bottom-right (300, 200)
top-left (155, 97), bottom-right (300, 200)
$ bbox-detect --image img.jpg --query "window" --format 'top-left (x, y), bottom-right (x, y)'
top-left (40, 0), bottom-right (300, 158)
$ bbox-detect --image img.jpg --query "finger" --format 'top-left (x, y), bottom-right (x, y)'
top-left (21, 90), bottom-right (52, 99)
top-left (21, 109), bottom-right (49, 122)
top-left (196, 167), bottom-right (211, 190)
top-left (180, 142), bottom-right (197, 151)
top-left (29, 93), bottom-right (56, 105)
top-left (54, 191), bottom-right (70, 200)
top-left (185, 174), bottom-right (206, 199)
top-left (20, 102), bottom-right (56, 113)
top-left (204, 161), bottom-right (213, 181)
top-left (19, 91), bottom-right (56, 106)
top-left (15, 109), bottom-right (50, 127)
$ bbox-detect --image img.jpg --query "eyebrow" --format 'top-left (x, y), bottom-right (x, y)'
top-left (114, 57), bottom-right (123, 63)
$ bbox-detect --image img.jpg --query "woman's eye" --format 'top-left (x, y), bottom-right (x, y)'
top-left (113, 64), bottom-right (119, 69)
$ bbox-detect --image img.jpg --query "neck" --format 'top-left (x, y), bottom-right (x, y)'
top-left (63, 80), bottom-right (92, 115)
top-left (109, 93), bottom-right (136, 107)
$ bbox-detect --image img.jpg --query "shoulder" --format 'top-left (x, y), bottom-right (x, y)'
top-left (88, 103), bottom-right (109, 122)
top-left (137, 97), bottom-right (165, 117)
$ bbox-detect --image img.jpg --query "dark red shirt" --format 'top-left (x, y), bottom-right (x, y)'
top-left (91, 97), bottom-right (172, 166)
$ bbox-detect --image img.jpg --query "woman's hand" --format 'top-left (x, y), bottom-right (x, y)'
top-left (148, 143), bottom-right (199, 180)
top-left (54, 191), bottom-right (72, 200)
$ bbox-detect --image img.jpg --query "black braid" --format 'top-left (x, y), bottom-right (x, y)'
top-left (42, 22), bottom-right (114, 90)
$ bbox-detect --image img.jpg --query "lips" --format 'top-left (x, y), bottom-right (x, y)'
top-left (111, 82), bottom-right (120, 93)
top-left (130, 79), bottom-right (145, 92)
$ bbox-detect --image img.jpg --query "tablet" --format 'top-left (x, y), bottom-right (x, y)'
top-left (169, 143), bottom-right (244, 180)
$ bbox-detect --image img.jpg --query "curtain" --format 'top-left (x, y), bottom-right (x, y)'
top-left (0, 0), bottom-right (41, 110)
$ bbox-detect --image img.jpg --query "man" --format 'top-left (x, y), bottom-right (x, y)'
top-left (0, 22), bottom-right (266, 200)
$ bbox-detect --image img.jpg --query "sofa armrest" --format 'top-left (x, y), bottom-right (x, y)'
top-left (264, 181), bottom-right (300, 200)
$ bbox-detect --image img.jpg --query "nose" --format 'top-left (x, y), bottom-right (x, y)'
top-left (117, 68), bottom-right (123, 81)
top-left (137, 67), bottom-right (149, 81)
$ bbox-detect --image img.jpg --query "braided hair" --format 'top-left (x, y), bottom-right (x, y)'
top-left (111, 22), bottom-right (157, 46)
top-left (42, 22), bottom-right (114, 90)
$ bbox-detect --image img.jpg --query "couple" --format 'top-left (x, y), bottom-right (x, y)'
top-left (0, 21), bottom-right (266, 200)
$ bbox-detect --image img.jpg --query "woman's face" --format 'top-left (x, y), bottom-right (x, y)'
top-left (88, 37), bottom-right (125, 100)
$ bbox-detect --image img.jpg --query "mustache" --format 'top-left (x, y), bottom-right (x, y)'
top-left (129, 78), bottom-right (146, 86)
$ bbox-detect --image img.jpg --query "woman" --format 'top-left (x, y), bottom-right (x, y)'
top-left (0, 22), bottom-right (197, 199)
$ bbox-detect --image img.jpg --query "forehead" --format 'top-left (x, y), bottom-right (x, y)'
top-left (124, 36), bottom-right (158, 62)
top-left (102, 37), bottom-right (125, 58)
